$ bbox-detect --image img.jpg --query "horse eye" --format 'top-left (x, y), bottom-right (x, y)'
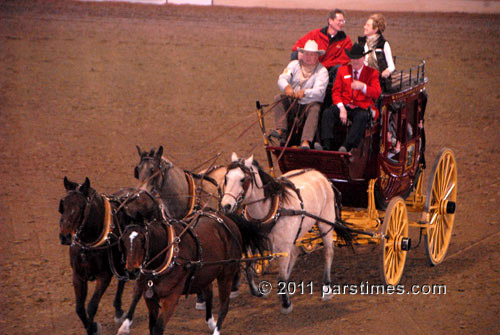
top-left (240, 178), bottom-right (246, 184)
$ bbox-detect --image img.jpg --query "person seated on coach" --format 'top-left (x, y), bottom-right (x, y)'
top-left (358, 13), bottom-right (395, 92)
top-left (269, 40), bottom-right (329, 150)
top-left (290, 9), bottom-right (352, 85)
top-left (320, 43), bottom-right (382, 152)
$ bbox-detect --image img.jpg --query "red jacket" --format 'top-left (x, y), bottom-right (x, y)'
top-left (292, 28), bottom-right (352, 69)
top-left (332, 64), bottom-right (382, 117)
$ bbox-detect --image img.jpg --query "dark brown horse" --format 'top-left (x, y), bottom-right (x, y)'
top-left (58, 177), bottom-right (161, 335)
top-left (120, 211), bottom-right (265, 335)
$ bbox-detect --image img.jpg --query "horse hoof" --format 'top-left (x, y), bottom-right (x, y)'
top-left (114, 311), bottom-right (127, 325)
top-left (229, 290), bottom-right (240, 299)
top-left (206, 316), bottom-right (216, 331)
top-left (195, 301), bottom-right (206, 310)
top-left (281, 303), bottom-right (293, 315)
top-left (212, 327), bottom-right (220, 335)
top-left (93, 322), bottom-right (102, 335)
top-left (117, 319), bottom-right (133, 335)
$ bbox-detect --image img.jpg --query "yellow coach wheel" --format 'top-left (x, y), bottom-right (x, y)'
top-left (424, 148), bottom-right (457, 266)
top-left (379, 197), bottom-right (410, 286)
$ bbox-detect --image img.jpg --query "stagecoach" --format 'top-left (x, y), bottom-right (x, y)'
top-left (256, 58), bottom-right (457, 286)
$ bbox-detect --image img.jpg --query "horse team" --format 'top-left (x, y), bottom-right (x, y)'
top-left (58, 146), bottom-right (353, 335)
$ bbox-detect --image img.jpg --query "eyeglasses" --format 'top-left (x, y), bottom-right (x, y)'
top-left (336, 19), bottom-right (346, 24)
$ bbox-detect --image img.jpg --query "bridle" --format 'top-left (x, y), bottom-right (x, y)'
top-left (61, 189), bottom-right (112, 249)
top-left (223, 160), bottom-right (256, 208)
top-left (136, 156), bottom-right (173, 194)
top-left (122, 220), bottom-right (177, 277)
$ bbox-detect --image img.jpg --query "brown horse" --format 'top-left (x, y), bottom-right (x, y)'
top-left (58, 177), bottom-right (161, 335)
top-left (134, 145), bottom-right (235, 309)
top-left (120, 211), bottom-right (264, 335)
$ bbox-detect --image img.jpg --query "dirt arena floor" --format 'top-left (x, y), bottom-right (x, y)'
top-left (1, 1), bottom-right (499, 334)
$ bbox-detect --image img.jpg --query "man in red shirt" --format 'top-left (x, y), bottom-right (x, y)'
top-left (320, 43), bottom-right (382, 152)
top-left (291, 9), bottom-right (353, 84)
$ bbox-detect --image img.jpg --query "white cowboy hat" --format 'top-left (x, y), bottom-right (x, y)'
top-left (297, 40), bottom-right (326, 56)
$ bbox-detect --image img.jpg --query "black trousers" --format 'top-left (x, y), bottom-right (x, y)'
top-left (321, 105), bottom-right (370, 151)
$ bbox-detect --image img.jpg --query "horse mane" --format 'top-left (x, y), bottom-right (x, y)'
top-left (252, 160), bottom-right (293, 203)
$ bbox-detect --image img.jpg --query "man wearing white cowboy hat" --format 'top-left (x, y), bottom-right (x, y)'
top-left (269, 40), bottom-right (329, 149)
top-left (320, 42), bottom-right (382, 152)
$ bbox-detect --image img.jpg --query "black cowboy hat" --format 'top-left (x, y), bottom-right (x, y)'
top-left (345, 43), bottom-right (371, 59)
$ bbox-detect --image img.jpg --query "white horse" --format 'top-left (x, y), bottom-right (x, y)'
top-left (221, 153), bottom-right (352, 314)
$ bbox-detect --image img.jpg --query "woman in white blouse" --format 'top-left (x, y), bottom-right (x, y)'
top-left (358, 13), bottom-right (395, 91)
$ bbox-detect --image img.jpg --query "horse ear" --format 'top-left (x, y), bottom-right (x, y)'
top-left (136, 145), bottom-right (144, 157)
top-left (63, 176), bottom-right (78, 191)
top-left (156, 146), bottom-right (163, 160)
top-left (244, 155), bottom-right (254, 168)
top-left (231, 152), bottom-right (239, 162)
top-left (80, 177), bottom-right (91, 196)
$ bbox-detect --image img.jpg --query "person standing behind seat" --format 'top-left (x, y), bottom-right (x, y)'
top-left (320, 43), bottom-right (382, 152)
top-left (291, 9), bottom-right (353, 85)
top-left (358, 13), bottom-right (395, 92)
top-left (270, 40), bottom-right (329, 149)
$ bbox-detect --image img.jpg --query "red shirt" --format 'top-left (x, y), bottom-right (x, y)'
top-left (292, 28), bottom-right (352, 69)
top-left (332, 64), bottom-right (381, 115)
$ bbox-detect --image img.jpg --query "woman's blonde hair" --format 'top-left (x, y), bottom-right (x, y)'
top-left (369, 13), bottom-right (386, 33)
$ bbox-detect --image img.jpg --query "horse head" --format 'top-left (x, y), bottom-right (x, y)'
top-left (113, 188), bottom-right (163, 225)
top-left (135, 145), bottom-right (172, 192)
top-left (58, 177), bottom-right (94, 245)
top-left (221, 153), bottom-right (261, 214)
top-left (120, 224), bottom-right (147, 274)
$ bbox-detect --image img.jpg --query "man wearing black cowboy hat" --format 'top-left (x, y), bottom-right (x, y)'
top-left (320, 43), bottom-right (382, 152)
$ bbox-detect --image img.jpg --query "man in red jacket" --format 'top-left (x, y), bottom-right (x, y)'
top-left (320, 43), bottom-right (382, 152)
top-left (291, 9), bottom-right (353, 81)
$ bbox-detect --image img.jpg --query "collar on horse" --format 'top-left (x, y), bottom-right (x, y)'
top-left (71, 190), bottom-right (113, 249)
top-left (136, 221), bottom-right (177, 277)
top-left (141, 156), bottom-right (198, 220)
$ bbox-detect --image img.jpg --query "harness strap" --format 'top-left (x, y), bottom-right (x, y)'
top-left (181, 172), bottom-right (197, 221)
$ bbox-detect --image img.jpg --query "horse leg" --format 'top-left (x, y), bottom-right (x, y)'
top-left (117, 281), bottom-right (143, 335)
top-left (277, 250), bottom-right (293, 314)
top-left (195, 292), bottom-right (206, 310)
top-left (285, 246), bottom-right (299, 279)
top-left (113, 279), bottom-right (126, 324)
top-left (202, 284), bottom-right (216, 331)
top-left (73, 275), bottom-right (91, 333)
top-left (213, 268), bottom-right (236, 335)
top-left (86, 275), bottom-right (112, 335)
top-left (230, 270), bottom-right (240, 299)
top-left (318, 223), bottom-right (335, 300)
top-left (145, 297), bottom-right (160, 335)
top-left (243, 261), bottom-right (262, 297)
top-left (152, 293), bottom-right (182, 335)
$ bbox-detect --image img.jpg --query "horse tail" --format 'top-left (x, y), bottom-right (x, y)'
top-left (333, 223), bottom-right (354, 249)
top-left (330, 182), bottom-right (354, 249)
top-left (223, 212), bottom-right (270, 256)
